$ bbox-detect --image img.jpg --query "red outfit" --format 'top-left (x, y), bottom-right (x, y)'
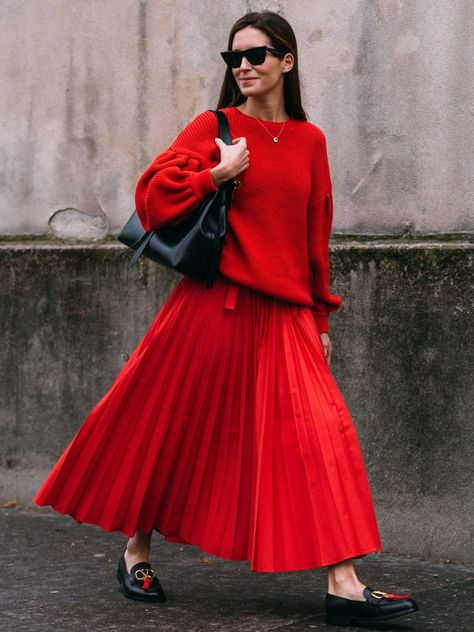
top-left (32, 106), bottom-right (382, 573)
top-left (134, 105), bottom-right (342, 333)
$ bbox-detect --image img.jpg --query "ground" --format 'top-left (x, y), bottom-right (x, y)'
top-left (2, 505), bottom-right (472, 631)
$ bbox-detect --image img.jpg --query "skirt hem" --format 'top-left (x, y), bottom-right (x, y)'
top-left (33, 501), bottom-right (383, 573)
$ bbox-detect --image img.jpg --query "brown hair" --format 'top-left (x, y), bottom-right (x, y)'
top-left (216, 10), bottom-right (308, 121)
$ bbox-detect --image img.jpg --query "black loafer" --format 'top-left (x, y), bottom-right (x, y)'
top-left (325, 585), bottom-right (418, 626)
top-left (116, 554), bottom-right (167, 603)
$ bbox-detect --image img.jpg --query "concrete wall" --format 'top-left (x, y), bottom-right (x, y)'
top-left (1, 0), bottom-right (473, 237)
top-left (1, 2), bottom-right (473, 564)
top-left (1, 239), bottom-right (473, 564)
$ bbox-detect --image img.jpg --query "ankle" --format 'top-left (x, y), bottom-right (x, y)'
top-left (125, 543), bottom-right (150, 557)
top-left (328, 576), bottom-right (366, 597)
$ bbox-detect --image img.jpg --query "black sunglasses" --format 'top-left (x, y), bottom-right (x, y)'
top-left (220, 45), bottom-right (285, 68)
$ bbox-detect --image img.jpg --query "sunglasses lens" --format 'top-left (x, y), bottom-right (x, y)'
top-left (230, 53), bottom-right (243, 68)
top-left (246, 48), bottom-right (266, 64)
top-left (221, 51), bottom-right (238, 67)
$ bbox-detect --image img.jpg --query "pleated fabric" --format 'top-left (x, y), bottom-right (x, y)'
top-left (33, 273), bottom-right (382, 572)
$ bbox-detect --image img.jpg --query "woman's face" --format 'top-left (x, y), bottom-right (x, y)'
top-left (231, 26), bottom-right (293, 98)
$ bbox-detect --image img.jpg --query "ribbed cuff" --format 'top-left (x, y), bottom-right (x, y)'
top-left (312, 311), bottom-right (329, 334)
top-left (191, 167), bottom-right (218, 200)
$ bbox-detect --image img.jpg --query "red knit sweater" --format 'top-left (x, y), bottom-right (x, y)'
top-left (134, 105), bottom-right (342, 333)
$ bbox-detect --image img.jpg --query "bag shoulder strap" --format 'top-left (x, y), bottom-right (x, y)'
top-left (207, 109), bottom-right (232, 145)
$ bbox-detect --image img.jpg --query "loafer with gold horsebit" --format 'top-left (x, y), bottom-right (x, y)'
top-left (325, 586), bottom-right (418, 626)
top-left (116, 554), bottom-right (167, 602)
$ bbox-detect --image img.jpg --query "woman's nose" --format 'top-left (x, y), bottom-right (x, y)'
top-left (239, 55), bottom-right (253, 70)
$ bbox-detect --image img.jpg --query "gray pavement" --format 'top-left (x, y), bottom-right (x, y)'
top-left (1, 505), bottom-right (473, 631)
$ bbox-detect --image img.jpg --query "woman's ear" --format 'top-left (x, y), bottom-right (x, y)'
top-left (282, 53), bottom-right (294, 73)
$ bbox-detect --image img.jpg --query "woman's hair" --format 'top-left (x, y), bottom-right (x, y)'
top-left (216, 10), bottom-right (308, 121)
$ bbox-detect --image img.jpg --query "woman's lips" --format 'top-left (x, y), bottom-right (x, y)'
top-left (241, 77), bottom-right (257, 82)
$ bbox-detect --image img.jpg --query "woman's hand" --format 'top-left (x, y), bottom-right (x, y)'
top-left (211, 137), bottom-right (250, 185)
top-left (320, 332), bottom-right (332, 366)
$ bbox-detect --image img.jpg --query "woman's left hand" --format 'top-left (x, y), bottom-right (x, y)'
top-left (319, 332), bottom-right (332, 366)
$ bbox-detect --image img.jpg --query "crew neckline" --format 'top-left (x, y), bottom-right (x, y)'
top-left (230, 105), bottom-right (294, 125)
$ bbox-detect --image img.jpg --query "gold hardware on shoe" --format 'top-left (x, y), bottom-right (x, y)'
top-left (134, 567), bottom-right (154, 590)
top-left (134, 568), bottom-right (154, 580)
top-left (371, 590), bottom-right (388, 599)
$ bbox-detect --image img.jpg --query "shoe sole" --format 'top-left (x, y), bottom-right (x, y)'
top-left (326, 604), bottom-right (418, 626)
top-left (116, 570), bottom-right (167, 603)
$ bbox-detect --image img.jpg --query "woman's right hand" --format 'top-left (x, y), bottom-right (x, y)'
top-left (211, 137), bottom-right (249, 186)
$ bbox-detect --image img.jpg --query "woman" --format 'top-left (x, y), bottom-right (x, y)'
top-left (33, 10), bottom-right (418, 626)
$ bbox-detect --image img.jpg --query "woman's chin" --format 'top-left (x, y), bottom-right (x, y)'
top-left (240, 87), bottom-right (264, 97)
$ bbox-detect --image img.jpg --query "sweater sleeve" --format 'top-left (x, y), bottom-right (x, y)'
top-left (134, 111), bottom-right (219, 231)
top-left (308, 129), bottom-right (342, 334)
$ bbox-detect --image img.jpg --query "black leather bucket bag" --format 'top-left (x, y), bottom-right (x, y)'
top-left (117, 109), bottom-right (234, 288)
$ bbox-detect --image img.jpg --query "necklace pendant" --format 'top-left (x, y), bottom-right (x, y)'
top-left (273, 137), bottom-right (278, 143)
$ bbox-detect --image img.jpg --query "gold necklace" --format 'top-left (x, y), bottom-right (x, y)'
top-left (254, 117), bottom-right (288, 143)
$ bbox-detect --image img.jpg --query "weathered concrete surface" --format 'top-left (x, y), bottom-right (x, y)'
top-left (2, 505), bottom-right (473, 631)
top-left (1, 1), bottom-right (473, 236)
top-left (1, 238), bottom-right (472, 566)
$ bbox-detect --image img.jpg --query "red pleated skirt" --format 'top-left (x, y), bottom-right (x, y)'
top-left (33, 273), bottom-right (382, 572)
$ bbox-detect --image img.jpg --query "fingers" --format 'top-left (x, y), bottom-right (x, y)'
top-left (215, 137), bottom-right (246, 145)
top-left (325, 342), bottom-right (332, 366)
top-left (214, 136), bottom-right (250, 178)
top-left (323, 344), bottom-right (331, 366)
top-left (319, 333), bottom-right (332, 366)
